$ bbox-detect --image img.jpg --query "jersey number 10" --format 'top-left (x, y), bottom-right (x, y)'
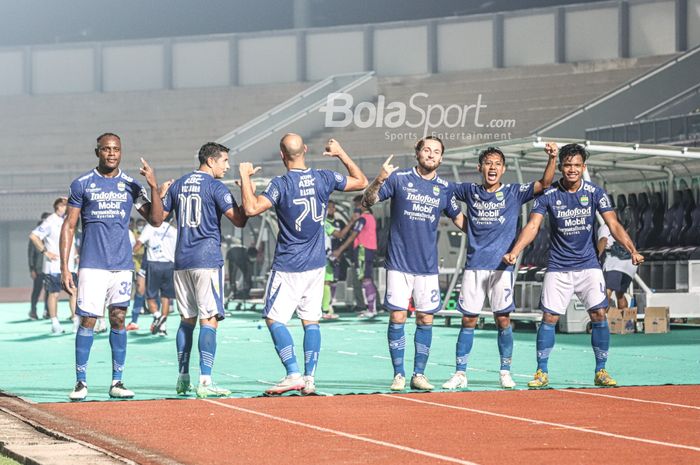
top-left (178, 194), bottom-right (202, 228)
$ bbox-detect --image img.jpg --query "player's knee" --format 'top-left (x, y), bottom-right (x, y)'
top-left (390, 311), bottom-right (407, 324)
top-left (416, 312), bottom-right (433, 326)
top-left (494, 314), bottom-right (511, 329)
top-left (541, 312), bottom-right (559, 325)
top-left (588, 308), bottom-right (606, 322)
top-left (461, 316), bottom-right (478, 328)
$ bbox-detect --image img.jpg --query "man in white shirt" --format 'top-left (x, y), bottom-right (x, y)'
top-left (597, 219), bottom-right (638, 310)
top-left (29, 197), bottom-right (79, 334)
top-left (132, 216), bottom-right (177, 336)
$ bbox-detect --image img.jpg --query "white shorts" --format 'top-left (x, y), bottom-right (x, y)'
top-left (458, 269), bottom-right (515, 315)
top-left (76, 269), bottom-right (133, 317)
top-left (540, 269), bottom-right (608, 315)
top-left (384, 270), bottom-right (441, 314)
top-left (174, 268), bottom-right (225, 320)
top-left (262, 267), bottom-right (324, 324)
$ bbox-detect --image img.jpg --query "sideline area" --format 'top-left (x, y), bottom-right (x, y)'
top-left (1, 302), bottom-right (698, 403)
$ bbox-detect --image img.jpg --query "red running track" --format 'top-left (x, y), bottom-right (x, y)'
top-left (25, 385), bottom-right (700, 465)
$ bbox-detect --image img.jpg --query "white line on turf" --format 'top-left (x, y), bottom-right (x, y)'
top-left (559, 389), bottom-right (700, 410)
top-left (203, 399), bottom-right (481, 465)
top-left (337, 351), bottom-right (358, 355)
top-left (380, 394), bottom-right (700, 452)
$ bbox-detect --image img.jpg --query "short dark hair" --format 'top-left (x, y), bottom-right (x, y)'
top-left (415, 136), bottom-right (444, 154)
top-left (478, 146), bottom-right (505, 165)
top-left (198, 142), bottom-right (230, 165)
top-left (40, 212), bottom-right (50, 220)
top-left (53, 197), bottom-right (67, 211)
top-left (558, 143), bottom-right (589, 164)
top-left (96, 133), bottom-right (120, 145)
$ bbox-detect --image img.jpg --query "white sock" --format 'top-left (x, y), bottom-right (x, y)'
top-left (51, 317), bottom-right (60, 325)
top-left (199, 375), bottom-right (212, 385)
top-left (153, 311), bottom-right (162, 319)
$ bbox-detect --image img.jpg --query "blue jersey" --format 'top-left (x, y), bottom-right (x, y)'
top-left (262, 168), bottom-right (347, 272)
top-left (454, 182), bottom-right (535, 271)
top-left (68, 169), bottom-right (149, 270)
top-left (532, 180), bottom-right (613, 271)
top-left (378, 167), bottom-right (461, 275)
top-left (163, 171), bottom-right (235, 270)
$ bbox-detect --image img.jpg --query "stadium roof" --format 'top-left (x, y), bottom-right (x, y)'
top-left (443, 136), bottom-right (700, 186)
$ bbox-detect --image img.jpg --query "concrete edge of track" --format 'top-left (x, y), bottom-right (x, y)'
top-left (0, 393), bottom-right (133, 465)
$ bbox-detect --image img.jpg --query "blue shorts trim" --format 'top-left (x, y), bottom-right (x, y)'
top-left (383, 299), bottom-right (408, 312)
top-left (419, 302), bottom-right (443, 315)
top-left (539, 301), bottom-right (561, 315)
top-left (587, 297), bottom-right (609, 312)
top-left (211, 267), bottom-right (225, 321)
top-left (262, 271), bottom-right (279, 318)
top-left (493, 303), bottom-right (516, 314)
top-left (75, 307), bottom-right (101, 318)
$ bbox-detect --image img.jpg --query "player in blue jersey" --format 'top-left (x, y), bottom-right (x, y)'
top-left (362, 136), bottom-right (465, 391)
top-left (443, 143), bottom-right (558, 390)
top-left (60, 133), bottom-right (164, 401)
top-left (503, 143), bottom-right (644, 388)
top-left (239, 135), bottom-right (367, 396)
top-left (162, 142), bottom-right (248, 398)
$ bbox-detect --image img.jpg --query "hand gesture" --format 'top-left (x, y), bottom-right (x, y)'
top-left (239, 162), bottom-right (262, 178)
top-left (61, 270), bottom-right (77, 296)
top-left (544, 142), bottom-right (558, 159)
top-left (323, 138), bottom-right (346, 158)
top-left (502, 252), bottom-right (518, 265)
top-left (158, 178), bottom-right (174, 199)
top-left (140, 158), bottom-right (158, 188)
top-left (631, 252), bottom-right (645, 265)
top-left (379, 154), bottom-right (398, 180)
top-left (45, 251), bottom-right (59, 261)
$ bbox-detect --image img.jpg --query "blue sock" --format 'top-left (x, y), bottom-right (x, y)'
top-left (388, 322), bottom-right (406, 376)
top-left (536, 322), bottom-right (556, 373)
top-left (413, 324), bottom-right (433, 375)
top-left (591, 320), bottom-right (610, 372)
top-left (198, 325), bottom-right (217, 377)
top-left (176, 321), bottom-right (195, 374)
top-left (498, 325), bottom-right (514, 371)
top-left (455, 327), bottom-right (474, 372)
top-left (75, 325), bottom-right (94, 383)
top-left (269, 322), bottom-right (299, 375)
top-left (131, 293), bottom-right (145, 323)
top-left (109, 328), bottom-right (127, 381)
top-left (303, 324), bottom-right (321, 377)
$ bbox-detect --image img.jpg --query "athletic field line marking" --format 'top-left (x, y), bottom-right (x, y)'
top-left (204, 399), bottom-right (481, 465)
top-left (337, 351), bottom-right (358, 355)
top-left (380, 394), bottom-right (700, 453)
top-left (560, 389), bottom-right (700, 410)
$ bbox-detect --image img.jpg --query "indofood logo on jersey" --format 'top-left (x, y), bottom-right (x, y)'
top-left (557, 206), bottom-right (591, 227)
top-left (474, 199), bottom-right (506, 217)
top-left (90, 191), bottom-right (128, 210)
top-left (407, 192), bottom-right (440, 214)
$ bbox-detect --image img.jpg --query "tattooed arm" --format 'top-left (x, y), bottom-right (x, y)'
top-left (362, 155), bottom-right (398, 209)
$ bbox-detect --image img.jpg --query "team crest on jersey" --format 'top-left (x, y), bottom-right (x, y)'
top-left (579, 195), bottom-right (589, 206)
top-left (432, 186), bottom-right (440, 196)
top-left (224, 193), bottom-right (232, 204)
top-left (117, 182), bottom-right (126, 192)
top-left (495, 191), bottom-right (504, 201)
top-left (519, 183), bottom-right (530, 192)
top-left (600, 195), bottom-right (610, 209)
top-left (334, 172), bottom-right (343, 182)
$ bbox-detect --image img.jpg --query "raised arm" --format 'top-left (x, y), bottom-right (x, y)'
top-left (533, 142), bottom-right (558, 195)
top-left (362, 155), bottom-right (398, 209)
top-left (502, 212), bottom-right (544, 265)
top-left (136, 158), bottom-right (164, 227)
top-left (323, 139), bottom-right (368, 191)
top-left (601, 210), bottom-right (644, 265)
top-left (224, 204), bottom-right (248, 228)
top-left (59, 206), bottom-right (81, 295)
top-left (238, 162), bottom-right (273, 217)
